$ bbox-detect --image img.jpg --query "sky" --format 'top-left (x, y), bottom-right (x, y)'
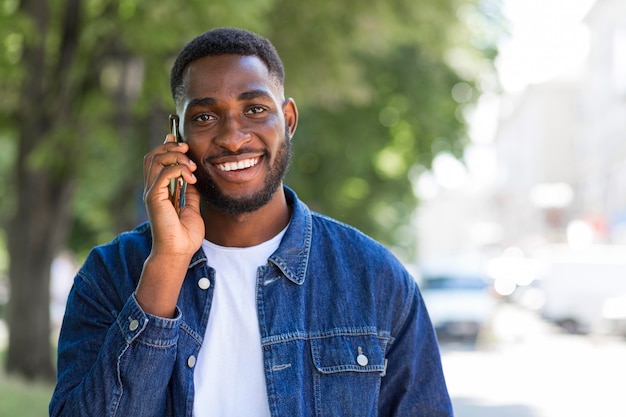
top-left (497, 0), bottom-right (597, 94)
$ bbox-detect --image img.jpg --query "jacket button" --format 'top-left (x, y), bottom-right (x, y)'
top-left (129, 319), bottom-right (139, 331)
top-left (198, 277), bottom-right (210, 290)
top-left (357, 354), bottom-right (369, 367)
top-left (187, 355), bottom-right (196, 368)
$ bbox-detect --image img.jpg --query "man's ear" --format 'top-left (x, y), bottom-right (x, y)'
top-left (283, 98), bottom-right (298, 139)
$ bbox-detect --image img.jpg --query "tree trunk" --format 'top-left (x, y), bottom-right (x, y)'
top-left (5, 0), bottom-right (80, 381)
top-left (6, 171), bottom-right (73, 381)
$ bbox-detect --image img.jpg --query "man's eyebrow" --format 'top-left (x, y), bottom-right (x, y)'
top-left (187, 97), bottom-right (217, 108)
top-left (187, 90), bottom-right (273, 108)
top-left (238, 89), bottom-right (273, 101)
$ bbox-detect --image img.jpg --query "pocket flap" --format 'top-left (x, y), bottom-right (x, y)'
top-left (311, 333), bottom-right (386, 375)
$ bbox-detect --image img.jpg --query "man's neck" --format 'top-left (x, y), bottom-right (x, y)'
top-left (201, 189), bottom-right (291, 247)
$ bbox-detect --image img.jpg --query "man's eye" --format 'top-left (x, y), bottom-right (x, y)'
top-left (246, 106), bottom-right (266, 115)
top-left (194, 114), bottom-right (215, 122)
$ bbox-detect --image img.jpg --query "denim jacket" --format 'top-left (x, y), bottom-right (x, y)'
top-left (50, 187), bottom-right (453, 417)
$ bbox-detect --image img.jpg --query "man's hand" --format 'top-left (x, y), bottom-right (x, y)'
top-left (136, 133), bottom-right (203, 317)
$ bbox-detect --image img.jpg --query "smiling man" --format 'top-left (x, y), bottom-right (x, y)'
top-left (50, 28), bottom-right (453, 417)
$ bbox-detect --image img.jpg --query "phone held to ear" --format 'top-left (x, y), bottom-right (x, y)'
top-left (166, 114), bottom-right (187, 214)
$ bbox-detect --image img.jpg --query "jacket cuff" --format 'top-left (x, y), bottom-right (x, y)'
top-left (116, 293), bottom-right (181, 346)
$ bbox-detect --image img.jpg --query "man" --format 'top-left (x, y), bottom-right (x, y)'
top-left (50, 28), bottom-right (453, 416)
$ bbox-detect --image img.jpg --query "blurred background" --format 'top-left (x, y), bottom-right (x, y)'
top-left (418, 0), bottom-right (626, 416)
top-left (0, 0), bottom-right (624, 416)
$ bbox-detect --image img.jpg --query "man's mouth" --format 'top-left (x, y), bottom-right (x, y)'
top-left (216, 157), bottom-right (260, 172)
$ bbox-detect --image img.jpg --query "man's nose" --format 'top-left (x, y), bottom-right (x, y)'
top-left (214, 115), bottom-right (251, 151)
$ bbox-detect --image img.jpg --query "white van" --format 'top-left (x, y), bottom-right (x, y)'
top-left (532, 244), bottom-right (626, 334)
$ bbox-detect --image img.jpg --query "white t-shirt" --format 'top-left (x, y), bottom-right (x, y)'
top-left (193, 229), bottom-right (286, 417)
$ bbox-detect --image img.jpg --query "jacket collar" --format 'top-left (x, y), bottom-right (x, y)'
top-left (188, 186), bottom-right (311, 286)
top-left (268, 186), bottom-right (311, 286)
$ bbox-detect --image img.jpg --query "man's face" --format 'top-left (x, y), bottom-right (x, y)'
top-left (178, 54), bottom-right (297, 215)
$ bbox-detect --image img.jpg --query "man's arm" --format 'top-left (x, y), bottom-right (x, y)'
top-left (49, 265), bottom-right (182, 416)
top-left (378, 281), bottom-right (454, 416)
top-left (51, 134), bottom-right (203, 416)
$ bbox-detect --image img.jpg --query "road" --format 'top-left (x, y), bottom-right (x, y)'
top-left (440, 303), bottom-right (626, 417)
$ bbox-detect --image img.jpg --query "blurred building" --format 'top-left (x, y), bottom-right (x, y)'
top-left (494, 0), bottom-right (626, 250)
top-left (494, 82), bottom-right (581, 248)
top-left (578, 0), bottom-right (626, 243)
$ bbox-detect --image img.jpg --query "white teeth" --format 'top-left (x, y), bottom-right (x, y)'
top-left (218, 157), bottom-right (259, 172)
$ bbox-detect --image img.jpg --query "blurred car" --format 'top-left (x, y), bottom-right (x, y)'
top-left (420, 274), bottom-right (496, 343)
top-left (535, 257), bottom-right (626, 334)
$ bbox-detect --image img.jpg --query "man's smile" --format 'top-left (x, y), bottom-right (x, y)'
top-left (205, 152), bottom-right (267, 186)
top-left (217, 156), bottom-right (260, 172)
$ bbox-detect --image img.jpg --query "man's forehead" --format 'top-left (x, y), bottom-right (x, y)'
top-left (181, 55), bottom-right (283, 99)
top-left (184, 55), bottom-right (267, 81)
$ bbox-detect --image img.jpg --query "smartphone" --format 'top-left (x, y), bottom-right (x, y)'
top-left (167, 114), bottom-right (187, 214)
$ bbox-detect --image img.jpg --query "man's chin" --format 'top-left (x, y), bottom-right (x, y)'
top-left (201, 185), bottom-right (280, 216)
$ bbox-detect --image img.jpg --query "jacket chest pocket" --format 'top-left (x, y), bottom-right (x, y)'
top-left (310, 333), bottom-right (387, 416)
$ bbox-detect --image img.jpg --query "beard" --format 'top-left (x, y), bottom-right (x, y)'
top-left (192, 130), bottom-right (292, 215)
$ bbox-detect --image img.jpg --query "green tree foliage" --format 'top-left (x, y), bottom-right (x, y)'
top-left (289, 45), bottom-right (474, 259)
top-left (0, 0), bottom-right (502, 379)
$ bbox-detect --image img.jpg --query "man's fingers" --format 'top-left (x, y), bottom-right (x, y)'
top-left (143, 142), bottom-right (193, 181)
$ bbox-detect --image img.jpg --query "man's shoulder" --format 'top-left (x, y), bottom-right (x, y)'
top-left (74, 223), bottom-right (152, 296)
top-left (310, 212), bottom-right (390, 252)
top-left (307, 212), bottom-right (419, 321)
top-left (308, 212), bottom-right (408, 274)
top-left (85, 222), bottom-right (152, 266)
top-left (100, 222), bottom-right (152, 250)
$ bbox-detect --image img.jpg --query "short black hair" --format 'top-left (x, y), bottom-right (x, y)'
top-left (170, 27), bottom-right (285, 103)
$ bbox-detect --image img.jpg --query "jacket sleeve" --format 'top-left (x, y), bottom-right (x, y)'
top-left (49, 268), bottom-right (182, 417)
top-left (378, 279), bottom-right (454, 416)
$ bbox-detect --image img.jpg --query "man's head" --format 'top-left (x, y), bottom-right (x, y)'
top-left (169, 29), bottom-right (298, 216)
top-left (170, 28), bottom-right (285, 107)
